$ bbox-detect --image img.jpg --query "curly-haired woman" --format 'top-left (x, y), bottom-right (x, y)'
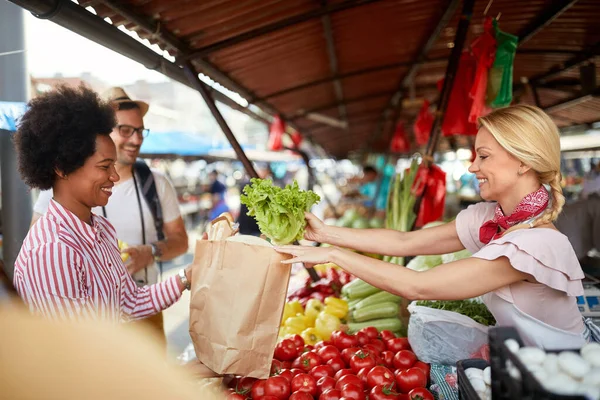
top-left (277, 105), bottom-right (600, 348)
top-left (13, 85), bottom-right (192, 322)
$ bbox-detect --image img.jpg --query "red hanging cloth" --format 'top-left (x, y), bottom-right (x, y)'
top-left (412, 164), bottom-right (447, 228)
top-left (390, 122), bottom-right (410, 153)
top-left (290, 131), bottom-right (303, 148)
top-left (469, 17), bottom-right (497, 123)
top-left (268, 115), bottom-right (285, 151)
top-left (413, 100), bottom-right (434, 145)
top-left (441, 51), bottom-right (479, 137)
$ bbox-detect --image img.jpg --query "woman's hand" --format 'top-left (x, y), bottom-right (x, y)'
top-left (304, 212), bottom-right (329, 242)
top-left (275, 245), bottom-right (336, 265)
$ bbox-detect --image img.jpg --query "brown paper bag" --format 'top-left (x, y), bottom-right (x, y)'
top-left (189, 239), bottom-right (291, 379)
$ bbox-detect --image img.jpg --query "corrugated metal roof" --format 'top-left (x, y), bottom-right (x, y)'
top-left (78, 0), bottom-right (600, 158)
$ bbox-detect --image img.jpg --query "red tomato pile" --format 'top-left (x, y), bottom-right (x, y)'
top-left (224, 328), bottom-right (433, 400)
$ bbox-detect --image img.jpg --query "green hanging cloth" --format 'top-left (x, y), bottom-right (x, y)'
top-left (486, 19), bottom-right (518, 107)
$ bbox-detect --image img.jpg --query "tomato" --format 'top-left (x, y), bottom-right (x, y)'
top-left (335, 374), bottom-right (364, 391)
top-left (275, 339), bottom-right (299, 361)
top-left (357, 367), bottom-right (370, 385)
top-left (233, 376), bottom-right (256, 394)
top-left (395, 368), bottom-right (427, 394)
top-left (292, 357), bottom-right (302, 369)
top-left (289, 391), bottom-right (314, 400)
top-left (319, 388), bottom-right (342, 400)
top-left (412, 361), bottom-right (430, 381)
top-left (264, 375), bottom-right (291, 400)
top-left (259, 397), bottom-right (280, 400)
top-left (315, 340), bottom-right (333, 350)
top-left (251, 380), bottom-right (266, 399)
top-left (311, 364), bottom-right (335, 379)
top-left (317, 376), bottom-right (336, 395)
top-left (226, 391), bottom-right (247, 400)
top-left (392, 350), bottom-right (417, 370)
top-left (334, 368), bottom-right (353, 381)
top-left (380, 351), bottom-right (396, 369)
top-left (367, 366), bottom-right (396, 389)
top-left (298, 352), bottom-right (323, 372)
top-left (358, 326), bottom-right (379, 340)
top-left (368, 339), bottom-right (386, 354)
top-left (408, 387), bottom-right (434, 400)
top-left (355, 331), bottom-right (370, 347)
top-left (318, 345), bottom-right (342, 363)
top-left (341, 347), bottom-right (361, 364)
top-left (291, 373), bottom-right (318, 396)
top-left (271, 360), bottom-right (284, 376)
top-left (291, 334), bottom-right (306, 350)
top-left (290, 368), bottom-right (305, 378)
top-left (340, 383), bottom-right (366, 400)
top-left (326, 356), bottom-right (346, 373)
top-left (302, 345), bottom-right (315, 354)
top-left (282, 361), bottom-right (292, 369)
top-left (331, 331), bottom-right (359, 350)
top-left (385, 338), bottom-right (411, 353)
top-left (349, 351), bottom-right (376, 374)
top-left (276, 369), bottom-right (294, 383)
top-left (379, 330), bottom-right (396, 342)
top-left (370, 384), bottom-right (400, 400)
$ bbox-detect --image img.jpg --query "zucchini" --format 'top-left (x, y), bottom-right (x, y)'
top-left (353, 291), bottom-right (402, 310)
top-left (347, 317), bottom-right (403, 334)
top-left (341, 278), bottom-right (364, 295)
top-left (347, 298), bottom-right (362, 310)
top-left (351, 302), bottom-right (399, 322)
top-left (345, 280), bottom-right (381, 299)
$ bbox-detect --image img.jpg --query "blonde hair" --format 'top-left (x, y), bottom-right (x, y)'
top-left (478, 104), bottom-right (565, 233)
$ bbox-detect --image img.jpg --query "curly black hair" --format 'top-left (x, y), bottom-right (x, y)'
top-left (13, 85), bottom-right (116, 190)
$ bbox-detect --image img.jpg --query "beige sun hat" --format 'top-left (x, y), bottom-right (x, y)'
top-left (101, 87), bottom-right (149, 117)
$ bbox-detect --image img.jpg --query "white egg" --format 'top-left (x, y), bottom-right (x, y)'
top-left (517, 347), bottom-right (547, 365)
top-left (466, 368), bottom-right (484, 380)
top-left (504, 339), bottom-right (520, 353)
top-left (577, 384), bottom-right (600, 400)
top-left (558, 351), bottom-right (591, 379)
top-left (583, 349), bottom-right (600, 368)
top-left (483, 367), bottom-right (491, 385)
top-left (507, 361), bottom-right (521, 380)
top-left (582, 368), bottom-right (600, 386)
top-left (581, 342), bottom-right (600, 357)
top-left (543, 353), bottom-right (560, 375)
top-left (541, 373), bottom-right (579, 395)
top-left (469, 377), bottom-right (487, 392)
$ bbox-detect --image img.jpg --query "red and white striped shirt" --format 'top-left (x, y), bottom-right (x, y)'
top-left (14, 199), bottom-right (182, 322)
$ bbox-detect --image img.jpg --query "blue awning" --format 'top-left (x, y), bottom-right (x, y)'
top-left (0, 101), bottom-right (27, 131)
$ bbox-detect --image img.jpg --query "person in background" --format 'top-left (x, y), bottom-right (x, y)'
top-left (207, 170), bottom-right (230, 221)
top-left (30, 87), bottom-right (188, 348)
top-left (277, 104), bottom-right (599, 348)
top-left (581, 161), bottom-right (600, 199)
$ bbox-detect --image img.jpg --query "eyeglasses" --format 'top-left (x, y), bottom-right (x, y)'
top-left (117, 124), bottom-right (150, 138)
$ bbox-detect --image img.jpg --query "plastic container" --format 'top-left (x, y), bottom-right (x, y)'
top-left (488, 327), bottom-right (587, 400)
top-left (457, 359), bottom-right (489, 400)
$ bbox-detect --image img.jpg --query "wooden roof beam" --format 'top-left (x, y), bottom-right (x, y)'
top-left (517, 0), bottom-right (579, 45)
top-left (543, 89), bottom-right (600, 114)
top-left (182, 0), bottom-right (383, 60)
top-left (530, 41), bottom-right (600, 84)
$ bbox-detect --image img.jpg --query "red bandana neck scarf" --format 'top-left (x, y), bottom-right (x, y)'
top-left (479, 186), bottom-right (549, 244)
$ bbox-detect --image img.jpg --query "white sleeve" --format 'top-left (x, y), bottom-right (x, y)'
top-left (33, 189), bottom-right (54, 215)
top-left (152, 171), bottom-right (181, 223)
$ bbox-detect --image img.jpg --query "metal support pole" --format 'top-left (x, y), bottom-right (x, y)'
top-left (181, 61), bottom-right (259, 180)
top-left (0, 1), bottom-right (31, 282)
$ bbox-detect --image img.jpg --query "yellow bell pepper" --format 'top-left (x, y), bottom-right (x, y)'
top-left (118, 240), bottom-right (130, 263)
top-left (288, 300), bottom-right (304, 316)
top-left (281, 303), bottom-right (296, 326)
top-left (301, 328), bottom-right (323, 346)
top-left (314, 311), bottom-right (341, 340)
top-left (304, 299), bottom-right (324, 327)
top-left (324, 297), bottom-right (349, 319)
top-left (284, 315), bottom-right (307, 335)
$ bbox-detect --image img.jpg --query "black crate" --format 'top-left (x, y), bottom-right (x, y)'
top-left (457, 359), bottom-right (489, 400)
top-left (488, 327), bottom-right (587, 400)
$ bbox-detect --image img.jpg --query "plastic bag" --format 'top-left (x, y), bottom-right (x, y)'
top-left (413, 164), bottom-right (446, 228)
top-left (413, 100), bottom-right (433, 145)
top-left (407, 302), bottom-right (490, 365)
top-left (390, 122), bottom-right (410, 153)
top-left (268, 115), bottom-right (285, 151)
top-left (487, 19), bottom-right (518, 108)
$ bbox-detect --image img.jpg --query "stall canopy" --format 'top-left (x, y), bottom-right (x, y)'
top-left (9, 0), bottom-right (600, 159)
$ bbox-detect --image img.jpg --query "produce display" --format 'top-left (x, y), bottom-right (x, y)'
top-left (415, 300), bottom-right (496, 326)
top-left (342, 279), bottom-right (405, 337)
top-left (240, 178), bottom-right (320, 245)
top-left (288, 265), bottom-right (355, 305)
top-left (224, 328), bottom-right (433, 400)
top-left (463, 366), bottom-right (492, 400)
top-left (502, 339), bottom-right (600, 398)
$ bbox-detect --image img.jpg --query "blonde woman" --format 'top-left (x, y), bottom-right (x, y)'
top-left (276, 104), bottom-right (599, 348)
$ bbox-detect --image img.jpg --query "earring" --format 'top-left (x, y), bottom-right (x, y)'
top-left (517, 170), bottom-right (523, 176)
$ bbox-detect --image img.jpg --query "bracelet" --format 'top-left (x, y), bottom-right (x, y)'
top-left (178, 269), bottom-right (191, 291)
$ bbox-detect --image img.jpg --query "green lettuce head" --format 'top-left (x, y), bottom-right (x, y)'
top-left (240, 178), bottom-right (320, 245)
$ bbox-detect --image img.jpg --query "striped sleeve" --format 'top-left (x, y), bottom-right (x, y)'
top-left (120, 273), bottom-right (182, 321)
top-left (22, 243), bottom-right (96, 321)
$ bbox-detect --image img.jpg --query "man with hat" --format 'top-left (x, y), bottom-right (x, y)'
top-left (31, 87), bottom-right (188, 348)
